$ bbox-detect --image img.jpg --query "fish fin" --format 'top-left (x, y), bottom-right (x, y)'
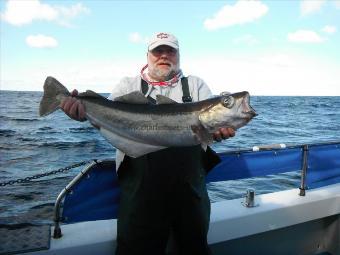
top-left (191, 124), bottom-right (213, 145)
top-left (114, 91), bottom-right (149, 104)
top-left (78, 90), bottom-right (105, 99)
top-left (39, 76), bottom-right (70, 117)
top-left (156, 95), bottom-right (178, 104)
top-left (100, 128), bottom-right (166, 157)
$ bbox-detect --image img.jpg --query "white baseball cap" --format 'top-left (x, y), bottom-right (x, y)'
top-left (148, 32), bottom-right (179, 51)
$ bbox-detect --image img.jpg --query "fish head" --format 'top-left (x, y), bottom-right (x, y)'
top-left (199, 91), bottom-right (257, 132)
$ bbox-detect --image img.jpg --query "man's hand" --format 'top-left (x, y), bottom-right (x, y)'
top-left (213, 127), bottom-right (235, 142)
top-left (60, 89), bottom-right (87, 121)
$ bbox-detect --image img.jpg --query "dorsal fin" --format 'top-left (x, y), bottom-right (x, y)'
top-left (114, 91), bottom-right (150, 104)
top-left (78, 90), bottom-right (105, 99)
top-left (156, 95), bottom-right (178, 104)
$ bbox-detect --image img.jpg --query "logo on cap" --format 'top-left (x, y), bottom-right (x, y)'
top-left (157, 33), bottom-right (169, 39)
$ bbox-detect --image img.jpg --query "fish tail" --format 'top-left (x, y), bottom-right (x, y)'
top-left (39, 76), bottom-right (70, 117)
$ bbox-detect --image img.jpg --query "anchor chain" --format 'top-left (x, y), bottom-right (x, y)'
top-left (0, 160), bottom-right (92, 187)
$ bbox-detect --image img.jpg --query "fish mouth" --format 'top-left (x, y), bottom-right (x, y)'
top-left (242, 93), bottom-right (257, 117)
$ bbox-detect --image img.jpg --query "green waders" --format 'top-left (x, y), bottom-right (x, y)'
top-left (116, 145), bottom-right (214, 255)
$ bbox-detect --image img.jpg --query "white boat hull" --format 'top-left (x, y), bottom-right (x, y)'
top-left (23, 183), bottom-right (340, 255)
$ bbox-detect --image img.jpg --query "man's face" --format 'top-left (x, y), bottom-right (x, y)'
top-left (147, 45), bottom-right (180, 81)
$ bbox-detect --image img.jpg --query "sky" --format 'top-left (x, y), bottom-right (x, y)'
top-left (1, 0), bottom-right (340, 96)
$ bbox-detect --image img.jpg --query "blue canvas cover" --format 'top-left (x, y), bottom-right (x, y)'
top-left (206, 148), bottom-right (302, 183)
top-left (306, 143), bottom-right (340, 189)
top-left (62, 160), bottom-right (119, 223)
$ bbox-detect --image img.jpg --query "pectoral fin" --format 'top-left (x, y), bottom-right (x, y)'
top-left (191, 124), bottom-right (213, 146)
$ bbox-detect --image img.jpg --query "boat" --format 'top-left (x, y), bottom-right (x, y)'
top-left (1, 141), bottom-right (340, 255)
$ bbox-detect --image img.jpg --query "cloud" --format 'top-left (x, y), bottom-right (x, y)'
top-left (128, 32), bottom-right (148, 44)
top-left (182, 53), bottom-right (340, 96)
top-left (1, 58), bottom-right (145, 92)
top-left (322, 25), bottom-right (337, 34)
top-left (258, 54), bottom-right (294, 67)
top-left (54, 3), bottom-right (90, 27)
top-left (1, 0), bottom-right (57, 26)
top-left (56, 3), bottom-right (89, 19)
top-left (335, 1), bottom-right (340, 9)
top-left (26, 34), bottom-right (58, 48)
top-left (1, 0), bottom-right (89, 27)
top-left (287, 30), bottom-right (325, 43)
top-left (233, 34), bottom-right (259, 46)
top-left (204, 0), bottom-right (268, 30)
top-left (300, 0), bottom-right (326, 16)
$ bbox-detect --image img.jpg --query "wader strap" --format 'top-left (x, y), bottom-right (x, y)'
top-left (180, 77), bottom-right (192, 103)
top-left (141, 79), bottom-right (156, 104)
top-left (141, 77), bottom-right (192, 103)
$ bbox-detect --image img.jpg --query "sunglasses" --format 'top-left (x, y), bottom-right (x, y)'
top-left (150, 47), bottom-right (177, 57)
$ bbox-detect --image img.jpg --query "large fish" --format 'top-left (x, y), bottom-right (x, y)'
top-left (40, 76), bottom-right (257, 157)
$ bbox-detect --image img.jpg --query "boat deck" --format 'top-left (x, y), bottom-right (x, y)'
top-left (0, 224), bottom-right (50, 255)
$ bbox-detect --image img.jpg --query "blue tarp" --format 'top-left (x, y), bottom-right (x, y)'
top-left (306, 144), bottom-right (340, 189)
top-left (206, 148), bottom-right (302, 183)
top-left (62, 161), bottom-right (120, 223)
top-left (62, 142), bottom-right (340, 223)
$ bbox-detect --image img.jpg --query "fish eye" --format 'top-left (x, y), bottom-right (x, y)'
top-left (220, 91), bottom-right (231, 96)
top-left (222, 96), bottom-right (235, 108)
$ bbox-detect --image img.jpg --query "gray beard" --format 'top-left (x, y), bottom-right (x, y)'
top-left (155, 70), bottom-right (175, 81)
top-left (152, 67), bottom-right (178, 81)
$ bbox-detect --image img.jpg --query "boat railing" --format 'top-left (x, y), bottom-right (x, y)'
top-left (53, 159), bottom-right (118, 238)
top-left (52, 141), bottom-right (340, 239)
top-left (53, 160), bottom-right (97, 238)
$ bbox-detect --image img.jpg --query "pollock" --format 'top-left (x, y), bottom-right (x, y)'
top-left (40, 76), bottom-right (257, 157)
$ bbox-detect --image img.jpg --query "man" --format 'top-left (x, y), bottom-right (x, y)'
top-left (61, 32), bottom-right (235, 255)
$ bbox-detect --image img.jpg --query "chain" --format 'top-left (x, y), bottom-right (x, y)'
top-left (0, 160), bottom-right (93, 187)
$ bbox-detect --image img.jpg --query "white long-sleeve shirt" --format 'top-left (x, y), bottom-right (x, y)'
top-left (107, 74), bottom-right (213, 170)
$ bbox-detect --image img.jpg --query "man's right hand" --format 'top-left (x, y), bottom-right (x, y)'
top-left (60, 89), bottom-right (87, 121)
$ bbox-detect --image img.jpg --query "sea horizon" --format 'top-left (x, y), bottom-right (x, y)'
top-left (1, 89), bottom-right (340, 97)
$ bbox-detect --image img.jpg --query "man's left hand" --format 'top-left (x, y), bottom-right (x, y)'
top-left (213, 127), bottom-right (235, 142)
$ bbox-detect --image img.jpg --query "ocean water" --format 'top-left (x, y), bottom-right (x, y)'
top-left (1, 90), bottom-right (340, 225)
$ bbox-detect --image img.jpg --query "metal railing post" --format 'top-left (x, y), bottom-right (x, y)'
top-left (299, 145), bottom-right (309, 196)
top-left (52, 160), bottom-right (98, 238)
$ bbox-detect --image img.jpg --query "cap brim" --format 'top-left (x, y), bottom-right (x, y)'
top-left (148, 41), bottom-right (179, 51)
